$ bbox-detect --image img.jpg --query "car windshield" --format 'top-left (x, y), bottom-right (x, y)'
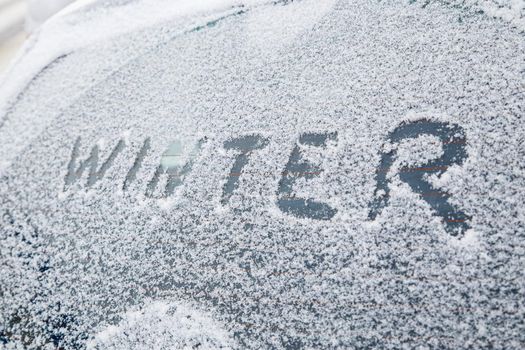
top-left (1, 0), bottom-right (524, 348)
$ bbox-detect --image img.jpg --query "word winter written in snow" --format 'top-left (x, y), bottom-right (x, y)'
top-left (64, 119), bottom-right (470, 236)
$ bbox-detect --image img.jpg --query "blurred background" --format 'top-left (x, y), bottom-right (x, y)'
top-left (0, 0), bottom-right (76, 73)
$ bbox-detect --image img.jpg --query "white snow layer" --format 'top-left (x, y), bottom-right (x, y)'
top-left (0, 0), bottom-right (267, 173)
top-left (87, 301), bottom-right (235, 349)
top-left (0, 0), bottom-right (270, 132)
top-left (0, 0), bottom-right (524, 349)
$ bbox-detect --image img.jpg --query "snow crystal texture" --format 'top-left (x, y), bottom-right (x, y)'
top-left (1, 0), bottom-right (524, 349)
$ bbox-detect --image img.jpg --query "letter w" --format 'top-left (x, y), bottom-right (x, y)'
top-left (64, 138), bottom-right (125, 190)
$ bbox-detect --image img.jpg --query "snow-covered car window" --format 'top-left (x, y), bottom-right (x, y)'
top-left (1, 0), bottom-right (524, 349)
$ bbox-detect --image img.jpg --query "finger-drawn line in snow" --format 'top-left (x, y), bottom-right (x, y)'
top-left (221, 134), bottom-right (269, 205)
top-left (368, 119), bottom-right (471, 236)
top-left (277, 132), bottom-right (338, 221)
top-left (63, 119), bottom-right (471, 235)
